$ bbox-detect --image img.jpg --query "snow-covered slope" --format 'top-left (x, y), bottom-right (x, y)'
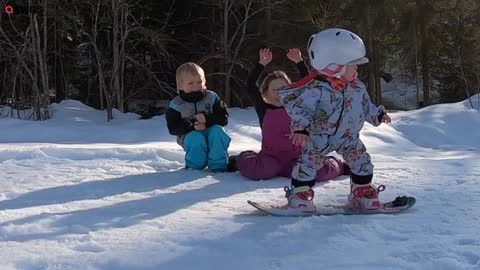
top-left (0, 98), bottom-right (479, 270)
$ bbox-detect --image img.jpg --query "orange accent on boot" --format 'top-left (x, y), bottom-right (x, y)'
top-left (352, 185), bottom-right (385, 199)
top-left (296, 189), bottom-right (315, 201)
top-left (353, 186), bottom-right (377, 199)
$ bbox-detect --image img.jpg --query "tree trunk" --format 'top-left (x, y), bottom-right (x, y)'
top-left (54, 0), bottom-right (65, 103)
top-left (417, 0), bottom-right (430, 106)
top-left (93, 0), bottom-right (104, 110)
top-left (413, 21), bottom-right (421, 108)
top-left (373, 38), bottom-right (382, 104)
top-left (119, 5), bottom-right (126, 113)
top-left (223, 0), bottom-right (231, 105)
top-left (265, 0), bottom-right (272, 44)
top-left (365, 0), bottom-right (377, 101)
top-left (32, 9), bottom-right (50, 120)
top-left (209, 5), bottom-right (219, 92)
top-left (112, 0), bottom-right (122, 112)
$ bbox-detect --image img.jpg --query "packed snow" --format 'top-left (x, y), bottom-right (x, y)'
top-left (0, 97), bottom-right (479, 270)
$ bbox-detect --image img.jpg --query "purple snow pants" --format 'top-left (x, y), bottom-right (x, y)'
top-left (237, 150), bottom-right (345, 181)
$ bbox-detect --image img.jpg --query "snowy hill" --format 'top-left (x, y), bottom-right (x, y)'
top-left (0, 98), bottom-right (479, 270)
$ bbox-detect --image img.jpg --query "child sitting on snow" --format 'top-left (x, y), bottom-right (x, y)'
top-left (232, 48), bottom-right (350, 181)
top-left (166, 62), bottom-right (231, 172)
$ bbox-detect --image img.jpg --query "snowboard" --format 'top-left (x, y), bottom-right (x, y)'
top-left (247, 196), bottom-right (416, 217)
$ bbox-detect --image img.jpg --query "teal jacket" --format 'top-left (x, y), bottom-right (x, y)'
top-left (165, 89), bottom-right (228, 144)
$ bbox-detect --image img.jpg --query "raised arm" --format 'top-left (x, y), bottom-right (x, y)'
top-left (287, 48), bottom-right (309, 78)
top-left (247, 63), bottom-right (266, 107)
top-left (247, 48), bottom-right (272, 107)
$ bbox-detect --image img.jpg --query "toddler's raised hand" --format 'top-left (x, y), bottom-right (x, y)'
top-left (286, 48), bottom-right (303, 64)
top-left (259, 48), bottom-right (272, 66)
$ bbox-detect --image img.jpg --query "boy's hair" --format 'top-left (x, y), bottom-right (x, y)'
top-left (176, 62), bottom-right (205, 91)
top-left (259, 71), bottom-right (291, 100)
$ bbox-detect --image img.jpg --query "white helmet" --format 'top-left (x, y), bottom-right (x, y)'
top-left (307, 28), bottom-right (369, 72)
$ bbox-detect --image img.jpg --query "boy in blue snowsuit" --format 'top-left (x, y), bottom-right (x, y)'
top-left (166, 62), bottom-right (231, 172)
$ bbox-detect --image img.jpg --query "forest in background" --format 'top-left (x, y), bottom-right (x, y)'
top-left (1, 0), bottom-right (479, 120)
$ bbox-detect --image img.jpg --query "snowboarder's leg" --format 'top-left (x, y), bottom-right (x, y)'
top-left (286, 138), bottom-right (328, 211)
top-left (338, 136), bottom-right (383, 210)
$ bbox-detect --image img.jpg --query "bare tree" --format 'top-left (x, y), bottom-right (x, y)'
top-left (452, 0), bottom-right (480, 109)
top-left (198, 0), bottom-right (288, 106)
top-left (0, 0), bottom-right (50, 120)
top-left (62, 0), bottom-right (176, 121)
top-left (54, 0), bottom-right (66, 103)
top-left (111, 0), bottom-right (126, 113)
top-left (416, 0), bottom-right (433, 106)
top-left (306, 0), bottom-right (338, 29)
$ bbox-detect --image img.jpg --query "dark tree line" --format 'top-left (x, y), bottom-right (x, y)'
top-left (1, 0), bottom-right (479, 120)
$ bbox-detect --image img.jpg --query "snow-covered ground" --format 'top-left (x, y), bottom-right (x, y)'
top-left (0, 98), bottom-right (479, 270)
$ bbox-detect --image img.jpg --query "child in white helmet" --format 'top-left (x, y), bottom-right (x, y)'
top-left (277, 28), bottom-right (392, 212)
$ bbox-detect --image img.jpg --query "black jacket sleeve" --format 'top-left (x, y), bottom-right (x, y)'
top-left (165, 107), bottom-right (194, 136)
top-left (247, 63), bottom-right (268, 109)
top-left (205, 98), bottom-right (228, 127)
top-left (247, 63), bottom-right (269, 126)
top-left (296, 61), bottom-right (310, 78)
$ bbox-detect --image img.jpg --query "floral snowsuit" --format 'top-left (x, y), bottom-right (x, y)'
top-left (278, 75), bottom-right (385, 183)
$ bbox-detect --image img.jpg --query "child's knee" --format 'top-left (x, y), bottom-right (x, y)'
top-left (184, 131), bottom-right (206, 147)
top-left (206, 125), bottom-right (231, 148)
top-left (208, 125), bottom-right (227, 135)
